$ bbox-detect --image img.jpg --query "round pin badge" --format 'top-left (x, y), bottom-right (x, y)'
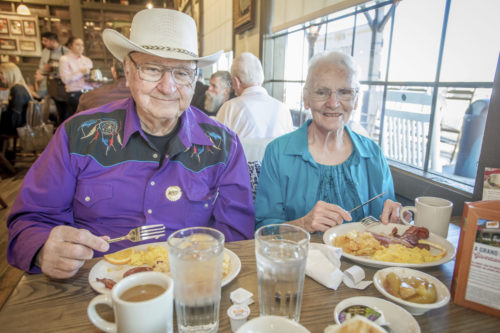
top-left (166, 186), bottom-right (182, 201)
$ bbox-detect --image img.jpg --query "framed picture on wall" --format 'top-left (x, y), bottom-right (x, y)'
top-left (0, 18), bottom-right (9, 35)
top-left (9, 20), bottom-right (23, 35)
top-left (22, 20), bottom-right (37, 36)
top-left (0, 38), bottom-right (17, 51)
top-left (233, 0), bottom-right (255, 34)
top-left (19, 40), bottom-right (36, 52)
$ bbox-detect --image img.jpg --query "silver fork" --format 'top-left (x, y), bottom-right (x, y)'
top-left (360, 215), bottom-right (380, 226)
top-left (107, 224), bottom-right (166, 243)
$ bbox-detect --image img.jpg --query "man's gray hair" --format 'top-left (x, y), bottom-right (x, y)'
top-left (211, 70), bottom-right (232, 89)
top-left (304, 51), bottom-right (360, 89)
top-left (230, 52), bottom-right (264, 86)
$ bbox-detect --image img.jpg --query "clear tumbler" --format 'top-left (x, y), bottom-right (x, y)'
top-left (168, 227), bottom-right (225, 333)
top-left (255, 224), bottom-right (310, 322)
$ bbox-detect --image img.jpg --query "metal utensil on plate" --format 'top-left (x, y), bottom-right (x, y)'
top-left (107, 224), bottom-right (166, 243)
top-left (348, 191), bottom-right (387, 226)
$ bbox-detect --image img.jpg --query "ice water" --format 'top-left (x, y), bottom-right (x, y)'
top-left (169, 232), bottom-right (223, 333)
top-left (256, 239), bottom-right (308, 321)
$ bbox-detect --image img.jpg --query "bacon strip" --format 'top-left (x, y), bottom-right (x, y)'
top-left (123, 266), bottom-right (153, 278)
top-left (96, 277), bottom-right (116, 289)
top-left (370, 226), bottom-right (431, 250)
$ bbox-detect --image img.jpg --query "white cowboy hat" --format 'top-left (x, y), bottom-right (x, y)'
top-left (103, 8), bottom-right (222, 68)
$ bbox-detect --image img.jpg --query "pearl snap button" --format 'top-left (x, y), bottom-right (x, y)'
top-left (153, 153), bottom-right (159, 159)
top-left (85, 196), bottom-right (90, 202)
top-left (150, 181), bottom-right (156, 186)
top-left (147, 209), bottom-right (152, 214)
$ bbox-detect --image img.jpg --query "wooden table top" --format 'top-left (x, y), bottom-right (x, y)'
top-left (1, 222), bottom-right (499, 332)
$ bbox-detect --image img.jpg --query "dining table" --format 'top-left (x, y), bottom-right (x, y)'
top-left (0, 220), bottom-right (499, 332)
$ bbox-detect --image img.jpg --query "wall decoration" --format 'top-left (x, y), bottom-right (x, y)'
top-left (0, 38), bottom-right (17, 51)
top-left (22, 20), bottom-right (36, 36)
top-left (9, 20), bottom-right (22, 35)
top-left (0, 18), bottom-right (8, 35)
top-left (19, 40), bottom-right (36, 52)
top-left (233, 0), bottom-right (255, 34)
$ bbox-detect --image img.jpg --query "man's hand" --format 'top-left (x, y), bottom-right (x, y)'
top-left (37, 225), bottom-right (110, 279)
top-left (379, 199), bottom-right (402, 224)
top-left (299, 200), bottom-right (352, 232)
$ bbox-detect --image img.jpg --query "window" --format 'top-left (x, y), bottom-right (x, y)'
top-left (263, 0), bottom-right (499, 189)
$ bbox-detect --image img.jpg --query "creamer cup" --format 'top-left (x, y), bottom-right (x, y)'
top-left (227, 303), bottom-right (250, 332)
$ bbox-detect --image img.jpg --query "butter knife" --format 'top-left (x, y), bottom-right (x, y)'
top-left (349, 191), bottom-right (388, 213)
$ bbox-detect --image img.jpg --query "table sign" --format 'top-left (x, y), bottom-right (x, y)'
top-left (451, 200), bottom-right (500, 318)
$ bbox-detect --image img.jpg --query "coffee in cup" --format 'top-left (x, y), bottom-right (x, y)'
top-left (88, 271), bottom-right (174, 333)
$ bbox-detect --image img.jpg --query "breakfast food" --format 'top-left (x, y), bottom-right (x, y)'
top-left (97, 245), bottom-right (231, 289)
top-left (383, 272), bottom-right (437, 304)
top-left (324, 315), bottom-right (385, 333)
top-left (333, 226), bottom-right (447, 264)
top-left (103, 247), bottom-right (135, 265)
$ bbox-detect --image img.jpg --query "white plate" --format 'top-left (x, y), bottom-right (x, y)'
top-left (236, 316), bottom-right (310, 333)
top-left (334, 296), bottom-right (420, 333)
top-left (373, 267), bottom-right (451, 315)
top-left (323, 222), bottom-right (456, 268)
top-left (89, 242), bottom-right (241, 294)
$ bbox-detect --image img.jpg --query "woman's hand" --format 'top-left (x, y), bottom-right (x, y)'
top-left (379, 199), bottom-right (402, 224)
top-left (299, 200), bottom-right (352, 232)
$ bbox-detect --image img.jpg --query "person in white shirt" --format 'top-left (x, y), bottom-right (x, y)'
top-left (216, 52), bottom-right (293, 139)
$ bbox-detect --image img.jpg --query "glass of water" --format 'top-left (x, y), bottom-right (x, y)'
top-left (167, 227), bottom-right (225, 333)
top-left (255, 224), bottom-right (310, 322)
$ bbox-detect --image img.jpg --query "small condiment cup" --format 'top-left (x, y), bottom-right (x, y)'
top-left (227, 303), bottom-right (250, 332)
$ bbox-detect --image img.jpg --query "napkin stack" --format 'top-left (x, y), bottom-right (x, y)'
top-left (305, 243), bottom-right (372, 290)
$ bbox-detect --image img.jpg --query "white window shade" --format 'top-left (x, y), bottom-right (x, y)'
top-left (203, 0), bottom-right (233, 56)
top-left (272, 0), bottom-right (368, 33)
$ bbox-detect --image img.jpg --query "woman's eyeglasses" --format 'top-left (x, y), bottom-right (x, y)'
top-left (308, 87), bottom-right (359, 102)
top-left (128, 54), bottom-right (196, 86)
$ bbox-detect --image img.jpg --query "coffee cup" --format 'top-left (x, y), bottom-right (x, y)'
top-left (400, 196), bottom-right (453, 238)
top-left (87, 271), bottom-right (173, 333)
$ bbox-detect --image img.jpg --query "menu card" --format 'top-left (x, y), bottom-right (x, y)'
top-left (483, 167), bottom-right (500, 200)
top-left (451, 200), bottom-right (500, 318)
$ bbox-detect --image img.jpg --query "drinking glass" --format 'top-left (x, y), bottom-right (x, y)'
top-left (167, 227), bottom-right (225, 333)
top-left (255, 224), bottom-right (310, 322)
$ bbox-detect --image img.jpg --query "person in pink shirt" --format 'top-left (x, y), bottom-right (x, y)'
top-left (59, 37), bottom-right (94, 121)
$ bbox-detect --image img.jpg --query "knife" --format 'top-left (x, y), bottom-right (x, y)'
top-left (349, 191), bottom-right (388, 213)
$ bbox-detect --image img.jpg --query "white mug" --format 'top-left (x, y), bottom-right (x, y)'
top-left (87, 271), bottom-right (174, 333)
top-left (400, 196), bottom-right (453, 238)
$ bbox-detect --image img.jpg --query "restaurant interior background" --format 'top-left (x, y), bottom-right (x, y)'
top-left (0, 0), bottom-right (499, 216)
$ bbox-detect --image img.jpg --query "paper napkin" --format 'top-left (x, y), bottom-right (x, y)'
top-left (305, 243), bottom-right (372, 290)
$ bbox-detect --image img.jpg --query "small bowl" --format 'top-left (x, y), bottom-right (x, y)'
top-left (373, 267), bottom-right (450, 315)
top-left (236, 315), bottom-right (310, 333)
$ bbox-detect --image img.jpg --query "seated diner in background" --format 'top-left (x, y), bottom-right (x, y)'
top-left (58, 36), bottom-right (94, 121)
top-left (255, 51), bottom-right (401, 232)
top-left (0, 62), bottom-right (32, 141)
top-left (6, 8), bottom-right (254, 280)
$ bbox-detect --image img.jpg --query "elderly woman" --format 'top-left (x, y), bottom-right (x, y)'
top-left (59, 36), bottom-right (93, 121)
top-left (255, 51), bottom-right (400, 232)
top-left (0, 62), bottom-right (32, 136)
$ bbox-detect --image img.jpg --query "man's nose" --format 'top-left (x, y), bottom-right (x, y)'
top-left (156, 71), bottom-right (177, 94)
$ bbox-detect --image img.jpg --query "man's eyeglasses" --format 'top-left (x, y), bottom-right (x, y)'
top-left (128, 54), bottom-right (196, 86)
top-left (308, 87), bottom-right (359, 102)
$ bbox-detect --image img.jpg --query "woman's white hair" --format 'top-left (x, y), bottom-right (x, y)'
top-left (230, 52), bottom-right (264, 86)
top-left (304, 51), bottom-right (361, 89)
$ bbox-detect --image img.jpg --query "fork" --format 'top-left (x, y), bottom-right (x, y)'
top-left (107, 224), bottom-right (166, 243)
top-left (360, 215), bottom-right (381, 226)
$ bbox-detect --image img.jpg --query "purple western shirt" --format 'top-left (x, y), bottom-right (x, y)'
top-left (7, 98), bottom-right (255, 273)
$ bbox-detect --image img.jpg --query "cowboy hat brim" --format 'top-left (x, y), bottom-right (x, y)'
top-left (103, 29), bottom-right (222, 68)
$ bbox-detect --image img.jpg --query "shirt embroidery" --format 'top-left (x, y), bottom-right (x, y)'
top-left (78, 118), bottom-right (123, 155)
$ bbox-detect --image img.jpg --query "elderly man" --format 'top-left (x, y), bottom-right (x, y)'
top-left (76, 59), bottom-right (130, 112)
top-left (216, 52), bottom-right (293, 139)
top-left (7, 9), bottom-right (254, 279)
top-left (204, 70), bottom-right (233, 117)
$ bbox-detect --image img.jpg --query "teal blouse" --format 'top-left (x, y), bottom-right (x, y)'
top-left (255, 120), bottom-right (395, 229)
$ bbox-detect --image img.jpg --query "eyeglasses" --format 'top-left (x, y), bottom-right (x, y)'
top-left (307, 87), bottom-right (359, 102)
top-left (128, 54), bottom-right (196, 86)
